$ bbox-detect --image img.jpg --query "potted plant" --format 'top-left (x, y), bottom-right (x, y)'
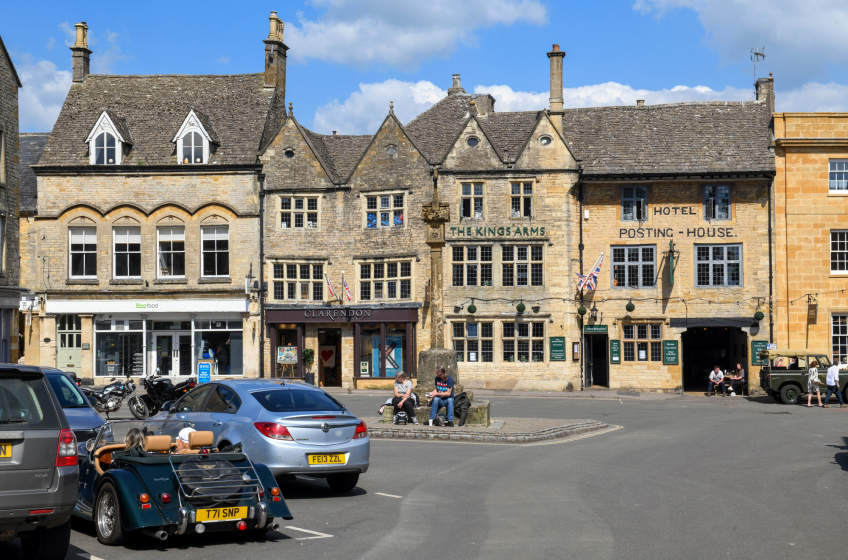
top-left (519, 356), bottom-right (528, 363)
top-left (302, 348), bottom-right (315, 372)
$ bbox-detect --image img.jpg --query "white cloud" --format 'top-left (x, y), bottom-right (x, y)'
top-left (634, 0), bottom-right (848, 87)
top-left (285, 0), bottom-right (547, 69)
top-left (16, 56), bottom-right (72, 132)
top-left (777, 82), bottom-right (848, 112)
top-left (216, 56), bottom-right (229, 64)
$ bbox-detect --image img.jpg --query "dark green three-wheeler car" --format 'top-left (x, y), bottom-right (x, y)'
top-left (74, 421), bottom-right (292, 545)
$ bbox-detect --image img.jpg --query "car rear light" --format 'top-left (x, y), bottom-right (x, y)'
top-left (270, 487), bottom-right (280, 496)
top-left (189, 381), bottom-right (196, 388)
top-left (237, 521), bottom-right (247, 531)
top-left (29, 509), bottom-right (54, 515)
top-left (253, 422), bottom-right (293, 441)
top-left (55, 429), bottom-right (77, 467)
top-left (353, 421), bottom-right (368, 440)
top-left (141, 504), bottom-right (151, 509)
top-left (160, 493), bottom-right (171, 504)
top-left (138, 493), bottom-right (150, 504)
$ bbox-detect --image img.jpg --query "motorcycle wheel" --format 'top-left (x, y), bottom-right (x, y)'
top-left (141, 395), bottom-right (158, 416)
top-left (129, 396), bottom-right (149, 420)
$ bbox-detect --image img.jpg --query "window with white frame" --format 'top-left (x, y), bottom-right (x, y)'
top-left (831, 231), bottom-right (848, 273)
top-left (502, 245), bottom-right (543, 287)
top-left (622, 186), bottom-right (648, 221)
top-left (829, 160), bottom-right (848, 192)
top-left (461, 183), bottom-right (484, 219)
top-left (201, 226), bottom-right (229, 277)
top-left (833, 315), bottom-right (848, 365)
top-left (612, 246), bottom-right (656, 288)
top-left (452, 322), bottom-right (493, 363)
top-left (502, 322), bottom-right (545, 363)
top-left (181, 132), bottom-right (204, 164)
top-left (113, 227), bottom-right (141, 278)
top-left (86, 112), bottom-right (128, 165)
top-left (173, 109), bottom-right (212, 165)
top-left (623, 324), bottom-right (662, 362)
top-left (704, 185), bottom-right (731, 220)
top-left (280, 196), bottom-right (319, 229)
top-left (452, 246), bottom-right (492, 287)
top-left (93, 132), bottom-right (118, 165)
top-left (70, 227), bottom-right (97, 278)
top-left (695, 244), bottom-right (742, 286)
top-left (359, 261), bottom-right (411, 300)
top-left (273, 263), bottom-right (323, 301)
top-left (157, 227), bottom-right (186, 277)
top-left (510, 182), bottom-right (533, 218)
top-left (365, 193), bottom-right (405, 229)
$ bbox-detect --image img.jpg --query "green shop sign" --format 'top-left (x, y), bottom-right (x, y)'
top-left (584, 325), bottom-right (608, 333)
top-left (549, 337), bottom-right (566, 361)
top-left (751, 340), bottom-right (769, 366)
top-left (610, 340), bottom-right (621, 364)
top-left (449, 225), bottom-right (546, 237)
top-left (663, 340), bottom-right (679, 365)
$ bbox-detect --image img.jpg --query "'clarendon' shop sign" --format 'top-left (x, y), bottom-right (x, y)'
top-left (303, 308), bottom-right (373, 320)
top-left (449, 226), bottom-right (546, 237)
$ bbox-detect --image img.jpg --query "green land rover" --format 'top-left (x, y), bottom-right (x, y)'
top-left (758, 349), bottom-right (848, 404)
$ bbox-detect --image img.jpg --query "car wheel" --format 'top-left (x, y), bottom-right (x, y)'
top-left (326, 473), bottom-right (359, 492)
top-left (780, 384), bottom-right (801, 405)
top-left (20, 519), bottom-right (71, 560)
top-left (129, 396), bottom-right (149, 420)
top-left (95, 482), bottom-right (126, 545)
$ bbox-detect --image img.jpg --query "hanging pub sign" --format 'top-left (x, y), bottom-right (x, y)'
top-left (610, 340), bottom-right (621, 364)
top-left (807, 303), bottom-right (818, 324)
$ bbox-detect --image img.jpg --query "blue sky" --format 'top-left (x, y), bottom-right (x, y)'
top-left (4, 0), bottom-right (848, 134)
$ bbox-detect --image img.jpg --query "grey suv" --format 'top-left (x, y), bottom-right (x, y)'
top-left (0, 365), bottom-right (79, 560)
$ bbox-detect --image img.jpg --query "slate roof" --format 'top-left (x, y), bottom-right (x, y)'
top-left (104, 110), bottom-right (133, 144)
top-left (322, 134), bottom-right (373, 182)
top-left (19, 133), bottom-right (49, 213)
top-left (39, 74), bottom-right (279, 166)
top-left (189, 108), bottom-right (219, 144)
top-left (561, 101), bottom-right (775, 176)
top-left (405, 93), bottom-right (474, 163)
top-left (477, 111), bottom-right (543, 162)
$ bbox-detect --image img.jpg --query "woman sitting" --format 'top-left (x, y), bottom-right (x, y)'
top-left (392, 372), bottom-right (419, 424)
top-left (124, 428), bottom-right (146, 457)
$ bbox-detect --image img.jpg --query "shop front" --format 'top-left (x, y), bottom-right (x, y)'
top-left (264, 304), bottom-right (421, 387)
top-left (44, 299), bottom-right (249, 381)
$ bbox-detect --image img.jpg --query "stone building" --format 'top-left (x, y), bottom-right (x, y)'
top-left (0, 33), bottom-right (25, 362)
top-left (773, 110), bottom-right (848, 361)
top-left (20, 17), bottom-right (287, 382)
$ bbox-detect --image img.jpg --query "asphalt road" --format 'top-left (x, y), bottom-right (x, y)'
top-left (3, 393), bottom-right (846, 560)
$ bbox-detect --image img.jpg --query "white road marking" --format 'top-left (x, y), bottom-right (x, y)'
top-left (78, 554), bottom-right (106, 560)
top-left (285, 526), bottom-right (334, 540)
top-left (375, 492), bottom-right (403, 498)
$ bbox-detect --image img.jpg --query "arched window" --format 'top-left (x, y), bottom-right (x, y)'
top-left (95, 132), bottom-right (117, 165)
top-left (182, 132), bottom-right (204, 164)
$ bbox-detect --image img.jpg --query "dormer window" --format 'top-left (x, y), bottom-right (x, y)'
top-left (86, 111), bottom-right (132, 165)
top-left (173, 108), bottom-right (218, 165)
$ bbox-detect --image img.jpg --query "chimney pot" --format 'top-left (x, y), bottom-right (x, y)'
top-left (448, 74), bottom-right (466, 95)
top-left (70, 22), bottom-right (91, 83)
top-left (552, 44), bottom-right (560, 51)
top-left (547, 43), bottom-right (565, 133)
top-left (333, 131), bottom-right (337, 136)
top-left (636, 100), bottom-right (645, 107)
top-left (264, 11), bottom-right (288, 92)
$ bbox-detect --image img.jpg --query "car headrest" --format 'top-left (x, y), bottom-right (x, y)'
top-left (189, 431), bottom-right (214, 449)
top-left (145, 435), bottom-right (172, 453)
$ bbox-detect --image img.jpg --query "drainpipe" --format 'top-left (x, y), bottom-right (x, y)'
top-left (258, 174), bottom-right (266, 378)
top-left (768, 176), bottom-right (774, 344)
top-left (578, 168), bottom-right (585, 391)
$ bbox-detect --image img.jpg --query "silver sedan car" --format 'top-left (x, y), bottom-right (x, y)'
top-left (146, 379), bottom-right (369, 491)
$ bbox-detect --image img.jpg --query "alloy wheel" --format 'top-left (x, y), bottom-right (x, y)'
top-left (97, 489), bottom-right (116, 537)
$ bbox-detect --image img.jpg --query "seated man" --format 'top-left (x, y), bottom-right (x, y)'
top-left (428, 366), bottom-right (455, 427)
top-left (707, 365), bottom-right (726, 396)
top-left (174, 427), bottom-right (195, 453)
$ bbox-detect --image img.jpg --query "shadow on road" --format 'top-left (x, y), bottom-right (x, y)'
top-left (830, 437), bottom-right (848, 473)
top-left (278, 475), bottom-right (367, 499)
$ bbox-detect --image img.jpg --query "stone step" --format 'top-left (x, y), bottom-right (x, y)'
top-left (382, 399), bottom-right (490, 427)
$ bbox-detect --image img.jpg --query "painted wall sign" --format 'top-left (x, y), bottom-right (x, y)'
top-left (584, 325), bottom-right (608, 334)
top-left (449, 225), bottom-right (546, 237)
top-left (549, 337), bottom-right (566, 361)
top-left (751, 340), bottom-right (769, 366)
top-left (663, 340), bottom-right (679, 365)
top-left (303, 308), bottom-right (372, 320)
top-left (610, 340), bottom-right (621, 364)
top-left (46, 299), bottom-right (248, 314)
top-left (619, 227), bottom-right (736, 239)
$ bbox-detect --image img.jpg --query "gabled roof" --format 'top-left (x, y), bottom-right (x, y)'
top-left (322, 134), bottom-right (373, 182)
top-left (0, 34), bottom-right (22, 88)
top-left (171, 108), bottom-right (220, 144)
top-left (39, 73), bottom-right (279, 166)
top-left (476, 111), bottom-right (544, 163)
top-left (85, 110), bottom-right (134, 145)
top-left (19, 133), bottom-right (50, 213)
top-left (561, 101), bottom-right (775, 176)
top-left (405, 93), bottom-right (476, 163)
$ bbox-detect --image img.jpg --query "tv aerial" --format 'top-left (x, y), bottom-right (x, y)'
top-left (751, 47), bottom-right (766, 83)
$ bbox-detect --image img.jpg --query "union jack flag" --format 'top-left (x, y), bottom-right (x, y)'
top-left (325, 272), bottom-right (337, 300)
top-left (576, 253), bottom-right (604, 291)
top-left (342, 272), bottom-right (353, 302)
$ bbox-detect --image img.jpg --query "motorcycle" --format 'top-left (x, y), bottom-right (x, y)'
top-left (80, 372), bottom-right (148, 419)
top-left (137, 371), bottom-right (197, 417)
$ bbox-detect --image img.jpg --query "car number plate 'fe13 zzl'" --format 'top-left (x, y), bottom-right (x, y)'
top-left (308, 453), bottom-right (346, 465)
top-left (196, 506), bottom-right (248, 522)
top-left (0, 442), bottom-right (10, 458)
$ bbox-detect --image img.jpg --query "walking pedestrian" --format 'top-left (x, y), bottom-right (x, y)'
top-left (823, 359), bottom-right (845, 408)
top-left (807, 360), bottom-right (823, 407)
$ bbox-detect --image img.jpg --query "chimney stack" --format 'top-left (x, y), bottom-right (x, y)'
top-left (70, 22), bottom-right (91, 83)
top-left (547, 44), bottom-right (565, 132)
top-left (756, 72), bottom-right (775, 115)
top-left (636, 99), bottom-right (645, 107)
top-left (264, 11), bottom-right (289, 97)
top-left (448, 74), bottom-right (466, 95)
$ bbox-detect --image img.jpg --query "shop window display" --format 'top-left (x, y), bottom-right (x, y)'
top-left (195, 320), bottom-right (243, 376)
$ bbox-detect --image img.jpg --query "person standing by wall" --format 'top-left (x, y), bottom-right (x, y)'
top-left (823, 360), bottom-right (845, 408)
top-left (807, 360), bottom-right (823, 407)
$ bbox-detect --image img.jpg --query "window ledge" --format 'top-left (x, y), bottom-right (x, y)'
top-left (198, 277), bottom-right (232, 284)
top-left (829, 274), bottom-right (848, 278)
top-left (110, 279), bottom-right (143, 285)
top-left (154, 278), bottom-right (188, 285)
top-left (827, 193), bottom-right (848, 197)
top-left (67, 278), bottom-right (99, 285)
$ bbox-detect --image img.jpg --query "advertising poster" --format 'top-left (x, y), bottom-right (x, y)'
top-left (277, 346), bottom-right (298, 364)
top-left (320, 346), bottom-right (336, 367)
top-left (371, 335), bottom-right (403, 378)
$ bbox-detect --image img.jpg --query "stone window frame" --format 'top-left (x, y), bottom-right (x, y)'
top-left (156, 226), bottom-right (187, 279)
top-left (509, 181), bottom-right (533, 219)
top-left (611, 245), bottom-right (656, 289)
top-left (271, 261), bottom-right (326, 302)
top-left (501, 244), bottom-right (544, 288)
top-left (112, 226), bottom-right (142, 279)
top-left (703, 184), bottom-right (732, 221)
top-left (695, 243), bottom-right (743, 287)
top-left (832, 314), bottom-right (848, 365)
top-left (502, 321), bottom-right (545, 364)
top-left (69, 226), bottom-right (98, 279)
top-left (622, 323), bottom-right (662, 362)
top-left (452, 321), bottom-right (493, 363)
top-left (451, 245), bottom-right (493, 287)
top-left (0, 125), bottom-right (6, 186)
top-left (356, 259), bottom-right (412, 302)
top-left (831, 231), bottom-right (848, 274)
top-left (279, 194), bottom-right (321, 230)
top-left (362, 191), bottom-right (407, 230)
top-left (0, 214), bottom-right (5, 273)
top-left (829, 160), bottom-right (848, 192)
top-left (621, 185), bottom-right (649, 222)
top-left (459, 182), bottom-right (485, 220)
top-left (200, 225), bottom-right (230, 278)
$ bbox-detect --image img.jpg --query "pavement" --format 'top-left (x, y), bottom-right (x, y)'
top-left (4, 390), bottom-right (847, 559)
